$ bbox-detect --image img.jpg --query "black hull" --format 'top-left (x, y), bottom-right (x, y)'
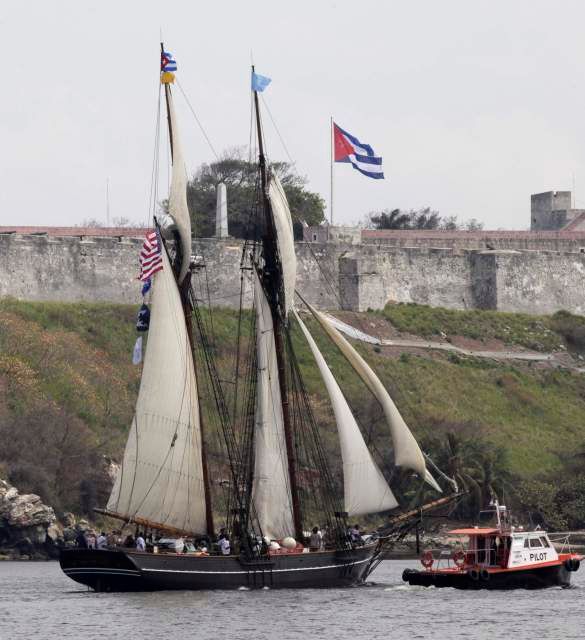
top-left (402, 564), bottom-right (573, 590)
top-left (59, 546), bottom-right (375, 591)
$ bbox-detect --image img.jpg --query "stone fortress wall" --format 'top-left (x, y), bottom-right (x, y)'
top-left (2, 190), bottom-right (585, 315)
top-left (2, 230), bottom-right (585, 316)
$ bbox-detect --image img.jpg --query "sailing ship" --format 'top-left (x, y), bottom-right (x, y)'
top-left (59, 47), bottom-right (453, 592)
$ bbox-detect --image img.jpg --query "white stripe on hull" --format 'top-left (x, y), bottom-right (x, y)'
top-left (140, 557), bottom-right (370, 575)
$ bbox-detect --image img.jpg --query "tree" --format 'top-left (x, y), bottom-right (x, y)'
top-left (366, 208), bottom-right (484, 231)
top-left (186, 148), bottom-right (325, 239)
top-left (422, 430), bottom-right (511, 520)
top-left (464, 218), bottom-right (484, 231)
top-left (78, 217), bottom-right (144, 228)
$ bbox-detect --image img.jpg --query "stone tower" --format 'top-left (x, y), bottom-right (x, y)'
top-left (531, 191), bottom-right (573, 230)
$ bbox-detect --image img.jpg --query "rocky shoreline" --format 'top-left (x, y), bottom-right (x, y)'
top-left (0, 479), bottom-right (64, 560)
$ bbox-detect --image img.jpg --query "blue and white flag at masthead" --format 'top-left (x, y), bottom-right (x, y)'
top-left (251, 71), bottom-right (271, 92)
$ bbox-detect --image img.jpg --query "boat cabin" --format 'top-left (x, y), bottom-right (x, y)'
top-left (449, 504), bottom-right (558, 570)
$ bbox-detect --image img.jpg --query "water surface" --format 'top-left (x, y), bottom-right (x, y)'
top-left (0, 560), bottom-right (582, 639)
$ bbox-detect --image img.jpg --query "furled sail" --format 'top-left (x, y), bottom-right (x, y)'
top-left (165, 86), bottom-right (192, 284)
top-left (252, 272), bottom-right (295, 539)
top-left (294, 310), bottom-right (398, 516)
top-left (107, 247), bottom-right (207, 533)
top-left (304, 302), bottom-right (441, 492)
top-left (268, 175), bottom-right (296, 315)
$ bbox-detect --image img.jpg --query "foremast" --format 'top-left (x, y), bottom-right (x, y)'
top-left (160, 42), bottom-right (214, 537)
top-left (252, 69), bottom-right (303, 542)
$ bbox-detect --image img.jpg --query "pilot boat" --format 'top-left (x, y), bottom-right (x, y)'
top-left (402, 501), bottom-right (582, 589)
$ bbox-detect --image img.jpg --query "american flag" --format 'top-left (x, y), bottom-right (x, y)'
top-left (139, 230), bottom-right (163, 281)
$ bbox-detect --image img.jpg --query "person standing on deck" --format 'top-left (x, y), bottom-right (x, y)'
top-left (309, 527), bottom-right (323, 551)
top-left (86, 531), bottom-right (96, 550)
top-left (75, 529), bottom-right (88, 549)
top-left (219, 535), bottom-right (231, 555)
top-left (96, 532), bottom-right (107, 550)
top-left (136, 533), bottom-right (146, 551)
top-left (349, 524), bottom-right (364, 546)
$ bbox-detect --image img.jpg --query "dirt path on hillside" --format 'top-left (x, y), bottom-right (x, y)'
top-left (321, 313), bottom-right (581, 370)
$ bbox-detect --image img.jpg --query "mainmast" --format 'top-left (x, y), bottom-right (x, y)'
top-left (252, 68), bottom-right (303, 542)
top-left (160, 42), bottom-right (214, 537)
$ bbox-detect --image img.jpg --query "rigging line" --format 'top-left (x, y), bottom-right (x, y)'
top-left (176, 79), bottom-right (220, 162)
top-left (166, 115), bottom-right (171, 199)
top-left (162, 356), bottom-right (200, 531)
top-left (248, 91), bottom-right (255, 165)
top-left (285, 333), bottom-right (347, 543)
top-left (232, 272), bottom-right (246, 425)
top-left (259, 94), bottom-right (295, 166)
top-left (124, 414), bottom-right (142, 518)
top-left (148, 84), bottom-right (163, 225)
top-left (255, 283), bottom-right (295, 515)
top-left (190, 285), bottom-right (254, 533)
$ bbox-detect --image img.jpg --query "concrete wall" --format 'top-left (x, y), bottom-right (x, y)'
top-left (493, 251), bottom-right (585, 315)
top-left (0, 234), bottom-right (142, 303)
top-left (2, 233), bottom-right (585, 316)
top-left (340, 247), bottom-right (476, 312)
top-left (302, 225), bottom-right (361, 245)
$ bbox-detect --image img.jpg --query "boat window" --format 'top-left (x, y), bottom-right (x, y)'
top-left (539, 537), bottom-right (549, 547)
top-left (529, 538), bottom-right (542, 548)
top-left (524, 538), bottom-right (530, 548)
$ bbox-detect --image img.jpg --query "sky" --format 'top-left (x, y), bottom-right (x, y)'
top-left (2, 0), bottom-right (585, 230)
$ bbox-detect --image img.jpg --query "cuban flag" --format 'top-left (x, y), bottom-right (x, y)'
top-left (334, 123), bottom-right (384, 179)
top-left (161, 51), bottom-right (177, 72)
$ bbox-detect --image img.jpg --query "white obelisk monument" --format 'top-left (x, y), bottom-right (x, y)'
top-left (216, 182), bottom-right (228, 238)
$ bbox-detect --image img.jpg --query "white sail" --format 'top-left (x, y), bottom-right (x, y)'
top-left (252, 272), bottom-right (295, 539)
top-left (268, 175), bottom-right (296, 315)
top-left (304, 302), bottom-right (441, 493)
top-left (107, 247), bottom-right (208, 532)
top-left (294, 310), bottom-right (397, 516)
top-left (166, 87), bottom-right (192, 284)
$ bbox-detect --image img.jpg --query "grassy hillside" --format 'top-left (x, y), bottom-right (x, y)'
top-left (379, 302), bottom-right (585, 353)
top-left (1, 298), bottom-right (584, 527)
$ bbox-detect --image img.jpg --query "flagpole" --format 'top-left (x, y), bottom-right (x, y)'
top-left (330, 116), bottom-right (334, 225)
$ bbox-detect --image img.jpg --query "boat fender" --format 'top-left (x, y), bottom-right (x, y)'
top-left (565, 558), bottom-right (580, 572)
top-left (479, 568), bottom-right (490, 581)
top-left (421, 550), bottom-right (434, 569)
top-left (468, 569), bottom-right (480, 581)
top-left (402, 569), bottom-right (413, 582)
top-left (564, 559), bottom-right (573, 572)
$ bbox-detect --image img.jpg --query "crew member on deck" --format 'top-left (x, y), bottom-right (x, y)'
top-left (309, 527), bottom-right (323, 551)
top-left (349, 524), bottom-right (364, 546)
top-left (136, 532), bottom-right (146, 551)
top-left (219, 534), bottom-right (231, 555)
top-left (96, 532), bottom-right (107, 550)
top-left (75, 529), bottom-right (88, 549)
